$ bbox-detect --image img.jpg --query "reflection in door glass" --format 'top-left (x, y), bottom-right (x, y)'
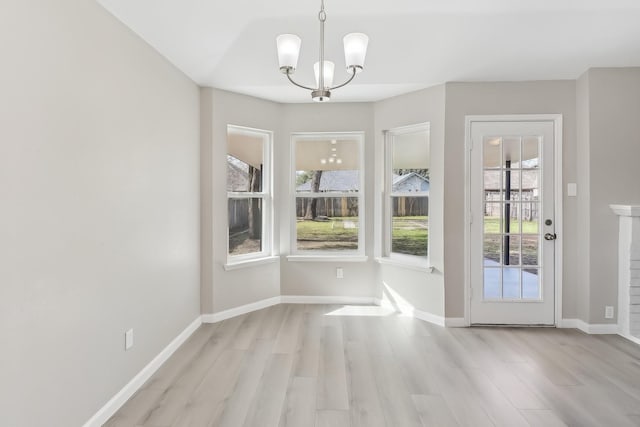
top-left (503, 267), bottom-right (521, 299)
top-left (523, 268), bottom-right (540, 299)
top-left (484, 268), bottom-right (501, 299)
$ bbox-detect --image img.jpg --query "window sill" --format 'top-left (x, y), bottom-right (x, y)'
top-left (224, 255), bottom-right (280, 271)
top-left (286, 255), bottom-right (369, 263)
top-left (376, 257), bottom-right (434, 273)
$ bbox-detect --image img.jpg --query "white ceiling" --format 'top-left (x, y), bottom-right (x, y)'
top-left (97, 0), bottom-right (640, 104)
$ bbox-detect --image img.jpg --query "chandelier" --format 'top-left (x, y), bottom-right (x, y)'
top-left (276, 0), bottom-right (369, 102)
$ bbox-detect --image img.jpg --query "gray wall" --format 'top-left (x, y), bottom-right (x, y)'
top-left (576, 72), bottom-right (592, 322)
top-left (577, 68), bottom-right (640, 324)
top-left (279, 103), bottom-right (377, 297)
top-left (443, 81), bottom-right (578, 319)
top-left (373, 86), bottom-right (446, 316)
top-left (0, 1), bottom-right (201, 426)
top-left (201, 88), bottom-right (282, 313)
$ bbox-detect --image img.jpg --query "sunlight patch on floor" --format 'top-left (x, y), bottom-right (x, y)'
top-left (324, 305), bottom-right (396, 317)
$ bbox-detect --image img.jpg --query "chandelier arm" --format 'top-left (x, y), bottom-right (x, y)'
top-left (327, 68), bottom-right (357, 91)
top-left (285, 71), bottom-right (317, 91)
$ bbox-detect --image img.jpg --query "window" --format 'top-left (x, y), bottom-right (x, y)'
top-left (227, 125), bottom-right (272, 264)
top-left (292, 132), bottom-right (364, 255)
top-left (385, 123), bottom-right (430, 262)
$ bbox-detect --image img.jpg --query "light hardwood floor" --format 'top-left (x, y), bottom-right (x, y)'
top-left (105, 304), bottom-right (640, 427)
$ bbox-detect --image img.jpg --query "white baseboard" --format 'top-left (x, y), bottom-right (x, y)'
top-left (444, 317), bottom-right (467, 327)
top-left (201, 296), bottom-right (281, 323)
top-left (557, 318), bottom-right (579, 329)
top-left (82, 316), bottom-right (202, 427)
top-left (559, 318), bottom-right (620, 334)
top-left (281, 295), bottom-right (378, 305)
top-left (620, 333), bottom-right (640, 346)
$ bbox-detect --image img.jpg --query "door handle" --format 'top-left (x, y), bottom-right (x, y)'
top-left (544, 233), bottom-right (557, 241)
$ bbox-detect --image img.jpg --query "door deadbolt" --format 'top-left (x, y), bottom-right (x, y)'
top-left (545, 219), bottom-right (553, 226)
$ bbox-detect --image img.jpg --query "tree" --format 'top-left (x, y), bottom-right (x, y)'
top-left (248, 165), bottom-right (262, 239)
top-left (304, 170), bottom-right (323, 220)
top-left (396, 168), bottom-right (429, 179)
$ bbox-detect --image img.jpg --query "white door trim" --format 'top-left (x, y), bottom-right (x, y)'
top-left (464, 114), bottom-right (563, 327)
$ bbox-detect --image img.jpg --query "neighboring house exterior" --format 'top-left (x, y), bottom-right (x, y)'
top-left (296, 170), bottom-right (429, 217)
top-left (483, 169), bottom-right (539, 220)
top-left (296, 170), bottom-right (360, 192)
top-left (392, 172), bottom-right (430, 193)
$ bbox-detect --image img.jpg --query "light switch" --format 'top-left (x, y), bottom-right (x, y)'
top-left (125, 329), bottom-right (134, 350)
top-left (567, 183), bottom-right (577, 197)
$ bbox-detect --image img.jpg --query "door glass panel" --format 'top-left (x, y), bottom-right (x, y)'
top-left (484, 203), bottom-right (502, 234)
top-left (484, 170), bottom-right (502, 201)
top-left (522, 202), bottom-right (539, 234)
top-left (503, 267), bottom-right (521, 299)
top-left (506, 235), bottom-right (521, 265)
top-left (522, 137), bottom-right (540, 168)
top-left (482, 133), bottom-right (542, 302)
top-left (483, 137), bottom-right (501, 169)
top-left (522, 235), bottom-right (539, 266)
top-left (523, 268), bottom-right (540, 299)
top-left (507, 203), bottom-right (521, 233)
top-left (484, 235), bottom-right (501, 266)
top-left (484, 268), bottom-right (501, 299)
top-left (502, 137), bottom-right (521, 168)
top-left (503, 170), bottom-right (520, 201)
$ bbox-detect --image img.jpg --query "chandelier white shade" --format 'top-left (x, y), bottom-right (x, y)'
top-left (343, 33), bottom-right (368, 72)
top-left (276, 0), bottom-right (368, 102)
top-left (276, 34), bottom-right (301, 71)
top-left (314, 61), bottom-right (335, 88)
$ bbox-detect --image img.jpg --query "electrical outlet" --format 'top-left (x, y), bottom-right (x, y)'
top-left (336, 267), bottom-right (344, 279)
top-left (605, 306), bottom-right (614, 319)
top-left (125, 329), bottom-right (134, 350)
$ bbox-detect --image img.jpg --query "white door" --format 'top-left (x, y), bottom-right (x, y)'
top-left (469, 119), bottom-right (556, 325)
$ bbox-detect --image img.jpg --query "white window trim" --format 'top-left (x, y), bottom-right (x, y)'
top-left (290, 131), bottom-right (366, 257)
top-left (226, 125), bottom-right (274, 267)
top-left (381, 122), bottom-right (431, 268)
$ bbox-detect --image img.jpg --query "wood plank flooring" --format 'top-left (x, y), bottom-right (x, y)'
top-left (105, 304), bottom-right (640, 427)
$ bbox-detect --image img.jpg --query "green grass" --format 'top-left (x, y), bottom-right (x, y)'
top-left (483, 216), bottom-right (540, 265)
top-left (392, 216), bottom-right (428, 256)
top-left (296, 216), bottom-right (429, 255)
top-left (483, 217), bottom-right (539, 234)
top-left (296, 217), bottom-right (358, 250)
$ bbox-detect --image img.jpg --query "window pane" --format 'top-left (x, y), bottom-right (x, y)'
top-left (392, 132), bottom-right (429, 194)
top-left (296, 138), bottom-right (360, 193)
top-left (227, 130), bottom-right (264, 192)
top-left (391, 196), bottom-right (428, 257)
top-left (228, 198), bottom-right (262, 256)
top-left (389, 127), bottom-right (429, 258)
top-left (296, 197), bottom-right (359, 251)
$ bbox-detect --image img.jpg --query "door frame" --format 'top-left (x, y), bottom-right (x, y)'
top-left (464, 114), bottom-right (563, 326)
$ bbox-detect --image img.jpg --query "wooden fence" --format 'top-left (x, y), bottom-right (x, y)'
top-left (295, 196), bottom-right (428, 218)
